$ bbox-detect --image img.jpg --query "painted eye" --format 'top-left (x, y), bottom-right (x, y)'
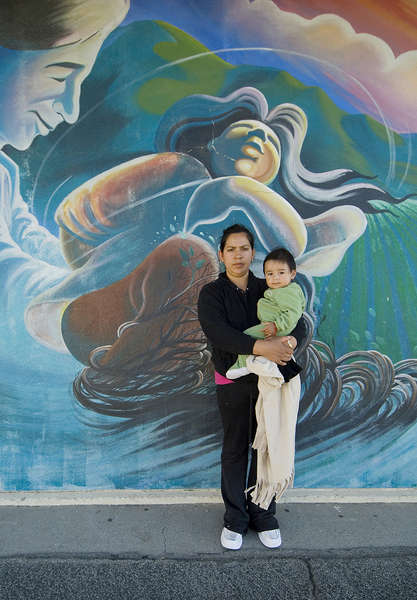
top-left (45, 63), bottom-right (80, 83)
top-left (227, 126), bottom-right (250, 139)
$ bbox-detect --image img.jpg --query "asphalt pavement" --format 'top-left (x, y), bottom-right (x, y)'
top-left (0, 498), bottom-right (416, 599)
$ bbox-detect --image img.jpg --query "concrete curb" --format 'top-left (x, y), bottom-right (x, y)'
top-left (0, 487), bottom-right (415, 506)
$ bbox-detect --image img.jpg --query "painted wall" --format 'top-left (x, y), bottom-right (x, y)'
top-left (0, 0), bottom-right (416, 491)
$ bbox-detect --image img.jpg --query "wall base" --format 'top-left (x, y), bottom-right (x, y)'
top-left (0, 487), bottom-right (415, 506)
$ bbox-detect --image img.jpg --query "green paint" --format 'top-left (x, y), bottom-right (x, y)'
top-left (364, 115), bottom-right (405, 145)
top-left (394, 162), bottom-right (417, 187)
top-left (316, 254), bottom-right (348, 350)
top-left (137, 21), bottom-right (232, 115)
top-left (346, 238), bottom-right (369, 350)
top-left (315, 206), bottom-right (417, 362)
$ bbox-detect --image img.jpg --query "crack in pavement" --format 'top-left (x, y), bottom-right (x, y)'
top-left (305, 559), bottom-right (318, 599)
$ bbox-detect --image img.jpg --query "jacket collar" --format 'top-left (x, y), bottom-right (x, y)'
top-left (219, 269), bottom-right (256, 292)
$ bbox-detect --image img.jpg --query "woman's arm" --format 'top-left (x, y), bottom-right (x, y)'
top-left (288, 314), bottom-right (308, 348)
top-left (254, 313), bottom-right (308, 364)
top-left (253, 337), bottom-right (294, 365)
top-left (198, 284), bottom-right (257, 356)
top-left (1, 153), bottom-right (66, 267)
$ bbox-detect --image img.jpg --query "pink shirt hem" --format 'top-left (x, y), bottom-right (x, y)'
top-left (215, 371), bottom-right (235, 385)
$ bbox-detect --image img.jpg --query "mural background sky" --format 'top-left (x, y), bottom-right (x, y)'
top-left (274, 0), bottom-right (417, 55)
top-left (124, 0), bottom-right (417, 133)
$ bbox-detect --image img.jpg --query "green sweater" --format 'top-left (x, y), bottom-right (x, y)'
top-left (245, 282), bottom-right (306, 339)
top-left (228, 282), bottom-right (306, 373)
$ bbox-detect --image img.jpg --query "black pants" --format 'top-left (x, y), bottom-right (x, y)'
top-left (217, 380), bottom-right (278, 534)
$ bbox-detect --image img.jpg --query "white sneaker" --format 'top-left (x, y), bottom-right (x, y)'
top-left (246, 356), bottom-right (284, 380)
top-left (225, 366), bottom-right (250, 379)
top-left (221, 527), bottom-right (243, 550)
top-left (257, 528), bottom-right (282, 548)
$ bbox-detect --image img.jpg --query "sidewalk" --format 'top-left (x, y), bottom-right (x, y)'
top-left (0, 492), bottom-right (416, 599)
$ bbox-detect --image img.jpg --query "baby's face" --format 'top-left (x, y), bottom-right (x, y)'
top-left (264, 259), bottom-right (295, 289)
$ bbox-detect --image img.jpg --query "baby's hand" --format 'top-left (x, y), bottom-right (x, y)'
top-left (262, 322), bottom-right (277, 338)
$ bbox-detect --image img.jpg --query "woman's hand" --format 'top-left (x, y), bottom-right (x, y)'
top-left (262, 321), bottom-right (277, 338)
top-left (253, 335), bottom-right (297, 365)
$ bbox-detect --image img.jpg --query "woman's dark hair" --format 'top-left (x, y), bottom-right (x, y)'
top-left (155, 87), bottom-right (267, 173)
top-left (0, 0), bottom-right (128, 50)
top-left (263, 247), bottom-right (296, 272)
top-left (219, 224), bottom-right (255, 251)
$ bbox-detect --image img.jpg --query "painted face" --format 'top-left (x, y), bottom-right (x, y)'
top-left (218, 232), bottom-right (255, 280)
top-left (0, 5), bottom-right (127, 151)
top-left (264, 259), bottom-right (295, 289)
top-left (209, 119), bottom-right (281, 185)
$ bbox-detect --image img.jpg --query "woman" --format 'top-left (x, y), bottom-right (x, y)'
top-left (156, 86), bottom-right (407, 219)
top-left (0, 1), bottom-right (130, 375)
top-left (198, 223), bottom-right (307, 550)
top-left (155, 85), bottom-right (409, 280)
top-left (0, 0), bottom-right (130, 300)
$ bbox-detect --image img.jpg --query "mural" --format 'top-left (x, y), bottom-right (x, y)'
top-left (0, 0), bottom-right (416, 490)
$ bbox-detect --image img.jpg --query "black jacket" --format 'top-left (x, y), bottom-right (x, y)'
top-left (198, 271), bottom-right (307, 382)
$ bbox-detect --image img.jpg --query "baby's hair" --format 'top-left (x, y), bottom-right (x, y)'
top-left (219, 223), bottom-right (254, 251)
top-left (263, 247), bottom-right (296, 273)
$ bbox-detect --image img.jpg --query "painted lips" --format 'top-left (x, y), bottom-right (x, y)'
top-left (30, 110), bottom-right (56, 135)
top-left (242, 139), bottom-right (264, 157)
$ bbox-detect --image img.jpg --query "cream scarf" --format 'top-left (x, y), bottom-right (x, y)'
top-left (246, 356), bottom-right (301, 510)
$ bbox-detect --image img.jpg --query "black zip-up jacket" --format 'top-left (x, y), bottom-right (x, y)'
top-left (197, 271), bottom-right (307, 383)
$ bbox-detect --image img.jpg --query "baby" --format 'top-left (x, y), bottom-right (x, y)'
top-left (226, 247), bottom-right (306, 380)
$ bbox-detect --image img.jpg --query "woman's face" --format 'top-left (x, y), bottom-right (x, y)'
top-left (218, 232), bottom-right (255, 280)
top-left (209, 119), bottom-right (281, 185)
top-left (0, 2), bottom-right (127, 150)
